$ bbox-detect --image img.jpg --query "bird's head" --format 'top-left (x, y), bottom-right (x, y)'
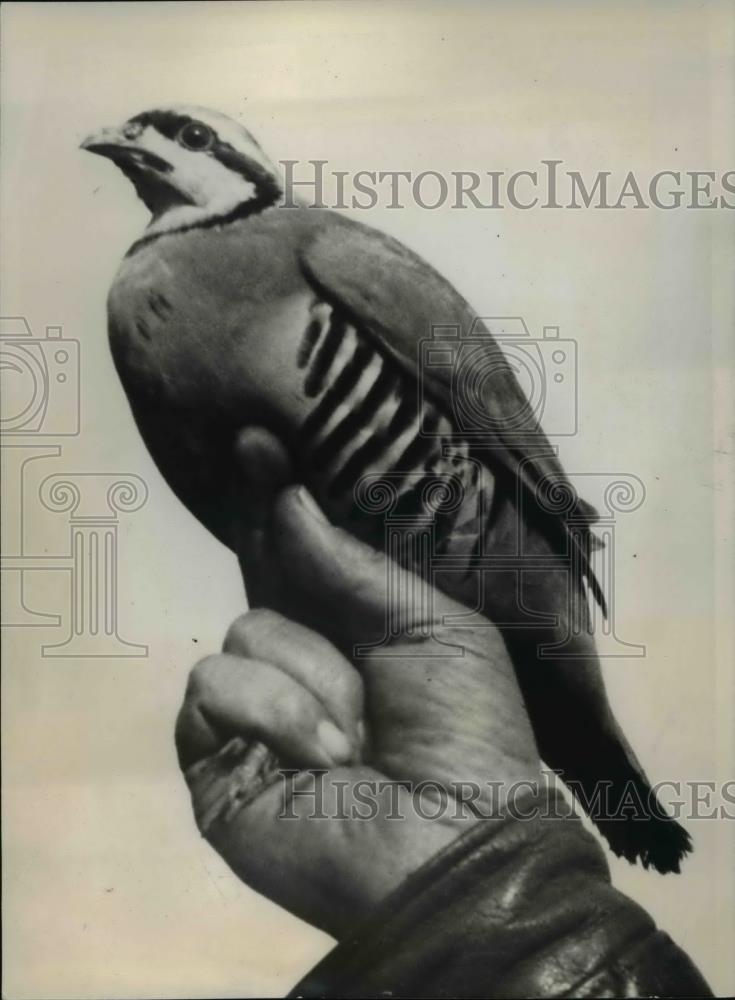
top-left (81, 105), bottom-right (282, 236)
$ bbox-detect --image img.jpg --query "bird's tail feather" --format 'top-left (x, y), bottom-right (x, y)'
top-left (562, 734), bottom-right (692, 874)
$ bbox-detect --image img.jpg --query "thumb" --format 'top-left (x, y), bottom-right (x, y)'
top-left (232, 427), bottom-right (294, 608)
top-left (270, 485), bottom-right (461, 651)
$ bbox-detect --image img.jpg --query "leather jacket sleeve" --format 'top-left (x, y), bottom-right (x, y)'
top-left (290, 789), bottom-right (712, 998)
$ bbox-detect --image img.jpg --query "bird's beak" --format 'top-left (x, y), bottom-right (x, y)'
top-left (80, 125), bottom-right (172, 173)
top-left (80, 125), bottom-right (129, 157)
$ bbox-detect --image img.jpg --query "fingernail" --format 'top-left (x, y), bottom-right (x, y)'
top-left (317, 719), bottom-right (352, 764)
top-left (297, 486), bottom-right (328, 523)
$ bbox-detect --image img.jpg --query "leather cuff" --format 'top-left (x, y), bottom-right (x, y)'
top-left (290, 787), bottom-right (712, 998)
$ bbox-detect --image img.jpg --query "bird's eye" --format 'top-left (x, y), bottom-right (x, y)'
top-left (177, 121), bottom-right (214, 151)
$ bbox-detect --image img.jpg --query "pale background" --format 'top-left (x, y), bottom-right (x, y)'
top-left (2, 1), bottom-right (734, 997)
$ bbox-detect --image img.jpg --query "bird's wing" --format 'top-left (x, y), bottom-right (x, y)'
top-left (300, 214), bottom-right (606, 611)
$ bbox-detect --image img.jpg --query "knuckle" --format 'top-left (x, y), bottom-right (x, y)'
top-left (223, 607), bottom-right (283, 654)
top-left (185, 654), bottom-right (221, 700)
top-left (174, 703), bottom-right (192, 754)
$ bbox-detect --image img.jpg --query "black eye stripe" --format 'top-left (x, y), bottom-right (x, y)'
top-left (212, 141), bottom-right (280, 196)
top-left (129, 110), bottom-right (193, 140)
top-left (126, 109), bottom-right (282, 200)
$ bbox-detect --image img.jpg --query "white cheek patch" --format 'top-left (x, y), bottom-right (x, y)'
top-left (139, 126), bottom-right (256, 208)
top-left (172, 150), bottom-right (257, 210)
top-left (137, 125), bottom-right (259, 237)
top-left (138, 125), bottom-right (181, 166)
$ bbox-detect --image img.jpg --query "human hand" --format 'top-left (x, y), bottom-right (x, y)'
top-left (176, 428), bottom-right (541, 937)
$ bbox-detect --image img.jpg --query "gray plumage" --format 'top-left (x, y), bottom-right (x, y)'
top-left (84, 105), bottom-right (691, 872)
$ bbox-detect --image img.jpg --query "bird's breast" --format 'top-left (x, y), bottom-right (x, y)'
top-left (108, 225), bottom-right (311, 422)
top-left (107, 219), bottom-right (493, 563)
